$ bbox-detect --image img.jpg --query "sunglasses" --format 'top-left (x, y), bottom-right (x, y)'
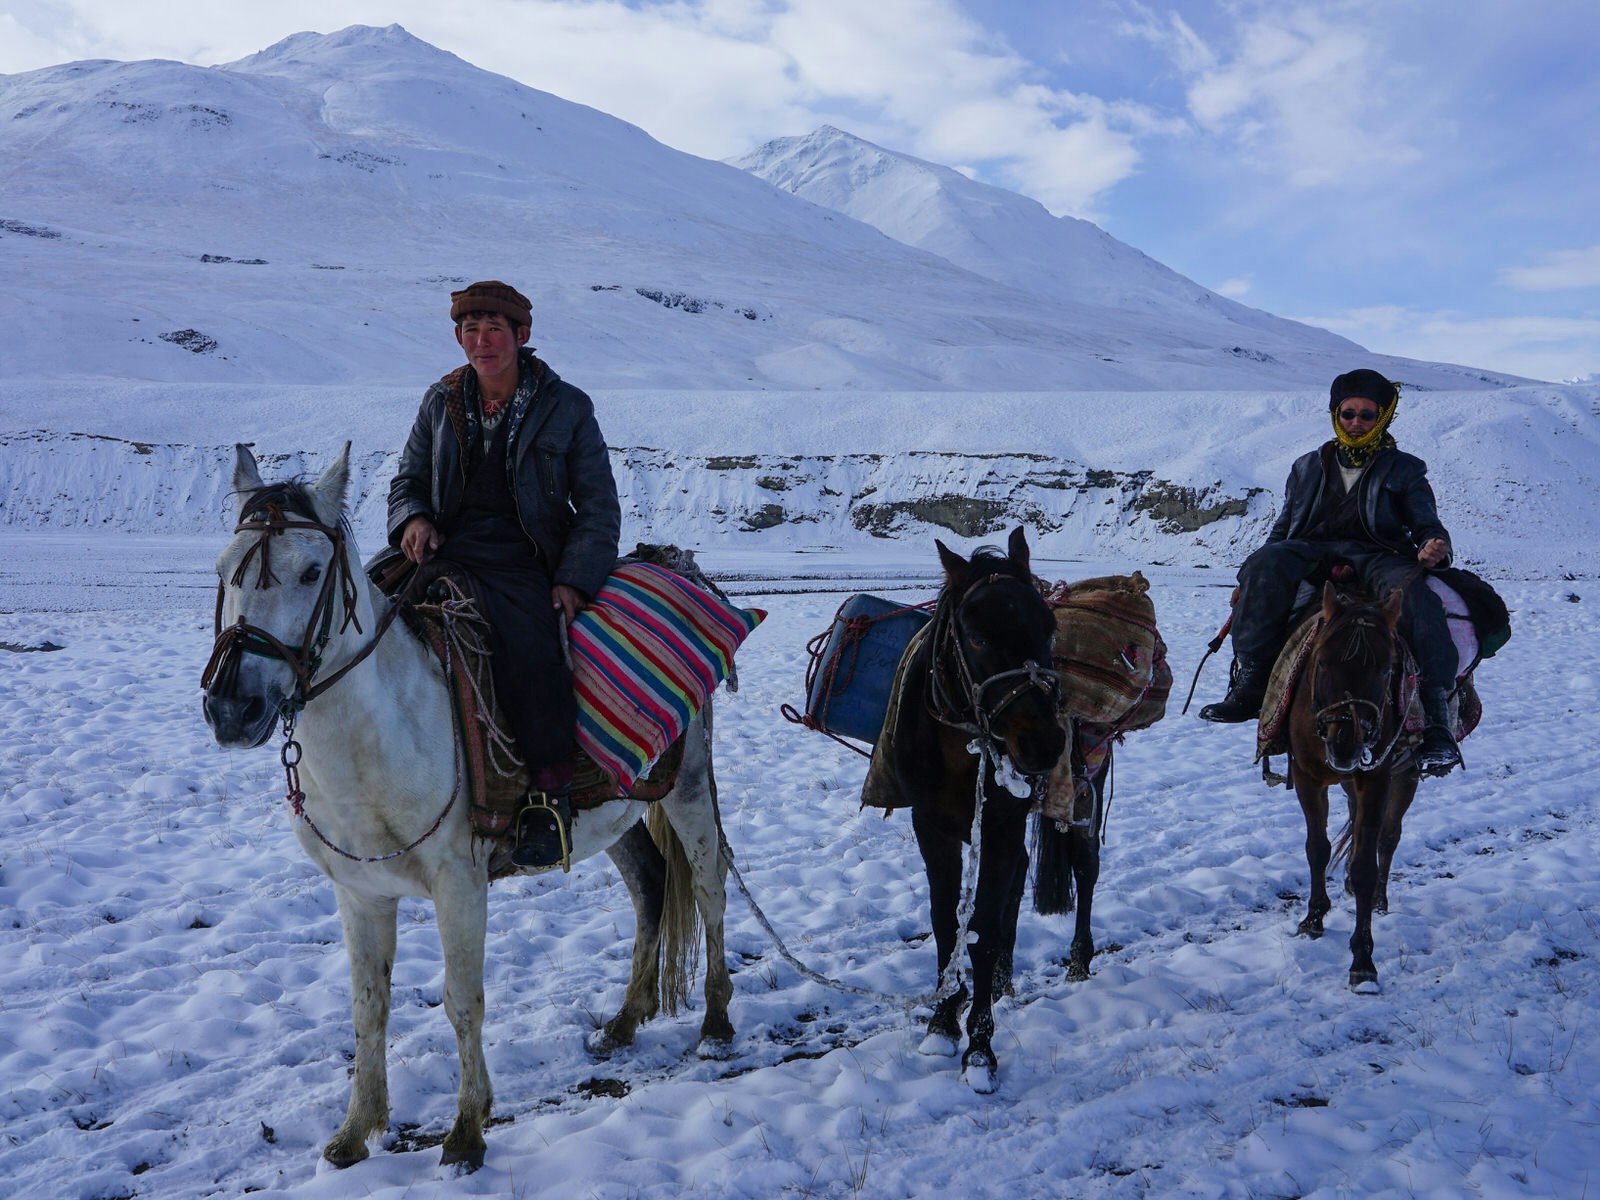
top-left (1337, 407), bottom-right (1381, 422)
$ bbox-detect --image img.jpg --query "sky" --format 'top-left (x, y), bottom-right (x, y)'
top-left (3, 0), bottom-right (1597, 382)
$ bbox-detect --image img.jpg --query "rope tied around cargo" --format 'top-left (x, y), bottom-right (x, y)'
top-left (780, 595), bottom-right (936, 758)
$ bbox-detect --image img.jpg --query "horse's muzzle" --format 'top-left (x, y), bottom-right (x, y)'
top-left (1007, 721), bottom-right (1068, 778)
top-left (203, 690), bottom-right (279, 749)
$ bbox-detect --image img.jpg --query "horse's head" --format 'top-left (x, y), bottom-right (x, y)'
top-left (1309, 582), bottom-right (1404, 773)
top-left (202, 444), bottom-right (362, 749)
top-left (933, 526), bottom-right (1066, 778)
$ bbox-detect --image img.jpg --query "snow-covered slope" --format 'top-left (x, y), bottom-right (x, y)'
top-left (4, 381), bottom-right (1595, 579)
top-left (0, 25), bottom-right (1522, 391)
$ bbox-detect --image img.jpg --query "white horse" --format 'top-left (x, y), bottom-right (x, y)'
top-left (202, 444), bottom-right (734, 1170)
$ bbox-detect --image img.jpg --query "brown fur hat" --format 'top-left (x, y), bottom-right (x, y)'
top-left (449, 280), bottom-right (531, 328)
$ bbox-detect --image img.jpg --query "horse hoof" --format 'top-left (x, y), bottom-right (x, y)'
top-left (1349, 970), bottom-right (1381, 994)
top-left (1296, 920), bottom-right (1324, 939)
top-left (586, 1028), bottom-right (625, 1058)
top-left (918, 1031), bottom-right (959, 1058)
top-left (322, 1136), bottom-right (370, 1169)
top-left (696, 1036), bottom-right (735, 1061)
top-left (1065, 959), bottom-right (1090, 983)
top-left (440, 1145), bottom-right (485, 1173)
top-left (962, 1051), bottom-right (998, 1094)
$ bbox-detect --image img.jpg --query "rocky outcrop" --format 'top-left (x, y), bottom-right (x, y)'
top-left (0, 433), bottom-right (1272, 562)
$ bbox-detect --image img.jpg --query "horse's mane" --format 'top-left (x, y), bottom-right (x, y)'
top-left (236, 479), bottom-right (350, 539)
top-left (951, 546), bottom-right (1028, 589)
top-left (1319, 593), bottom-right (1395, 670)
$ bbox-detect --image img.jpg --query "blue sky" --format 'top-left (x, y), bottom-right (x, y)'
top-left (4, 0), bottom-right (1596, 381)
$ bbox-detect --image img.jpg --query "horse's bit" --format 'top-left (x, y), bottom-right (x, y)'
top-left (1310, 615), bottom-right (1401, 770)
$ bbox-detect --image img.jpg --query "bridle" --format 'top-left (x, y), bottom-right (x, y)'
top-left (927, 570), bottom-right (1060, 750)
top-left (1310, 607), bottom-right (1402, 771)
top-left (201, 495), bottom-right (412, 716)
top-left (200, 492), bottom-right (448, 863)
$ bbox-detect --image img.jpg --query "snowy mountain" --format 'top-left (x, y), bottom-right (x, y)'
top-left (5, 25), bottom-right (1593, 574)
top-left (0, 24), bottom-right (1524, 392)
top-left (734, 126), bottom-right (1355, 357)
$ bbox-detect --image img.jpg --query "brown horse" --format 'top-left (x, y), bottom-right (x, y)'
top-left (1287, 582), bottom-right (1420, 990)
top-left (873, 528), bottom-right (1068, 1092)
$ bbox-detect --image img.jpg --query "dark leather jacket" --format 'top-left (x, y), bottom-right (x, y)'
top-left (387, 355), bottom-right (621, 599)
top-left (1266, 442), bottom-right (1452, 567)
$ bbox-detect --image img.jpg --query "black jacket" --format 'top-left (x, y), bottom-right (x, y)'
top-left (1266, 442), bottom-right (1452, 567)
top-left (387, 356), bottom-right (621, 600)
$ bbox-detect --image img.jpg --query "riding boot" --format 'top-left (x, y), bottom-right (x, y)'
top-left (510, 790), bottom-right (574, 871)
top-left (1416, 685), bottom-right (1462, 777)
top-left (1199, 658), bottom-right (1270, 724)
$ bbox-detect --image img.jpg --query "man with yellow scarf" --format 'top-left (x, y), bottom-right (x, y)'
top-left (1200, 368), bottom-right (1462, 775)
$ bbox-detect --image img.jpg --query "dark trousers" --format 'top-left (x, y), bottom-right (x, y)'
top-left (429, 556), bottom-right (576, 786)
top-left (1232, 539), bottom-right (1459, 688)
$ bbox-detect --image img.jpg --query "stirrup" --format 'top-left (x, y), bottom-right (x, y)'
top-left (510, 791), bottom-right (573, 872)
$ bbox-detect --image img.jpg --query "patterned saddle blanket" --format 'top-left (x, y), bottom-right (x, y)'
top-left (386, 545), bottom-right (764, 836)
top-left (1255, 580), bottom-right (1484, 765)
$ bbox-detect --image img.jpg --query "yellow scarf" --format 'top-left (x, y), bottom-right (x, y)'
top-left (1331, 383), bottom-right (1400, 466)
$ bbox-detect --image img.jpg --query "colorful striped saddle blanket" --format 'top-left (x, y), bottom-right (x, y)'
top-left (401, 550), bottom-right (764, 833)
top-left (571, 560), bottom-right (765, 791)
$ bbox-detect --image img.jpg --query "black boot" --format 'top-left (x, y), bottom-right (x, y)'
top-left (1199, 658), bottom-right (1270, 723)
top-left (1416, 686), bottom-right (1462, 777)
top-left (510, 791), bottom-right (573, 870)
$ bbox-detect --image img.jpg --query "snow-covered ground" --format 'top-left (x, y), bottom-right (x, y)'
top-left (3, 528), bottom-right (1595, 1200)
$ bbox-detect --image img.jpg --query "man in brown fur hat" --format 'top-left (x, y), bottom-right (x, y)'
top-left (389, 280), bottom-right (621, 865)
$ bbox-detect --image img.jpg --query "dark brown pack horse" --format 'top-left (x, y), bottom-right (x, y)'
top-left (1287, 582), bottom-right (1420, 991)
top-left (870, 529), bottom-right (1071, 1092)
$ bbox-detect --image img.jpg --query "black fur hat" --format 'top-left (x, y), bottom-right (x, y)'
top-left (1329, 368), bottom-right (1397, 412)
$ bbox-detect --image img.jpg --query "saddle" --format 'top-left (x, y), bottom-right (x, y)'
top-left (1254, 585), bottom-right (1485, 770)
top-left (369, 543), bottom-right (751, 837)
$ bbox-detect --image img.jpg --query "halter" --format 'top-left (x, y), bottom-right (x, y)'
top-left (1309, 607), bottom-right (1402, 771)
top-left (927, 570), bottom-right (1060, 751)
top-left (201, 492), bottom-right (449, 862)
top-left (201, 496), bottom-right (411, 715)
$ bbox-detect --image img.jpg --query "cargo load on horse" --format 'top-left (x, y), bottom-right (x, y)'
top-left (786, 531), bottom-right (1171, 1091)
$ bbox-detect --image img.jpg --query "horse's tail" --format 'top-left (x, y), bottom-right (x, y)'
top-left (647, 803), bottom-right (703, 1016)
top-left (1032, 812), bottom-right (1077, 915)
top-left (1330, 815), bottom-right (1356, 872)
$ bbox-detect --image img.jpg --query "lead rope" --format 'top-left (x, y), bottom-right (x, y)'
top-left (721, 740), bottom-right (993, 1014)
top-left (281, 642), bottom-right (464, 864)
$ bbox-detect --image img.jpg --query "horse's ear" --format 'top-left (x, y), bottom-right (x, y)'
top-left (310, 442), bottom-right (352, 528)
top-left (1007, 525), bottom-right (1030, 573)
top-left (232, 444), bottom-right (264, 514)
top-left (1321, 580), bottom-right (1341, 620)
top-left (1380, 586), bottom-right (1404, 628)
top-left (936, 538), bottom-right (967, 580)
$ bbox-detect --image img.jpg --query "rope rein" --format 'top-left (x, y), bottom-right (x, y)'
top-left (723, 739), bottom-right (998, 1013)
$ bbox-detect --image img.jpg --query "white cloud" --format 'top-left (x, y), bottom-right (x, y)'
top-left (1502, 246), bottom-right (1600, 292)
top-left (1155, 3), bottom-right (1424, 188)
top-left (1215, 277), bottom-right (1252, 298)
top-left (1302, 305), bottom-right (1600, 384)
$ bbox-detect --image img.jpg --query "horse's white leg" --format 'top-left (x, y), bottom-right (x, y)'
top-left (432, 872), bottom-right (491, 1170)
top-left (662, 716), bottom-right (734, 1056)
top-left (325, 887), bottom-right (397, 1168)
